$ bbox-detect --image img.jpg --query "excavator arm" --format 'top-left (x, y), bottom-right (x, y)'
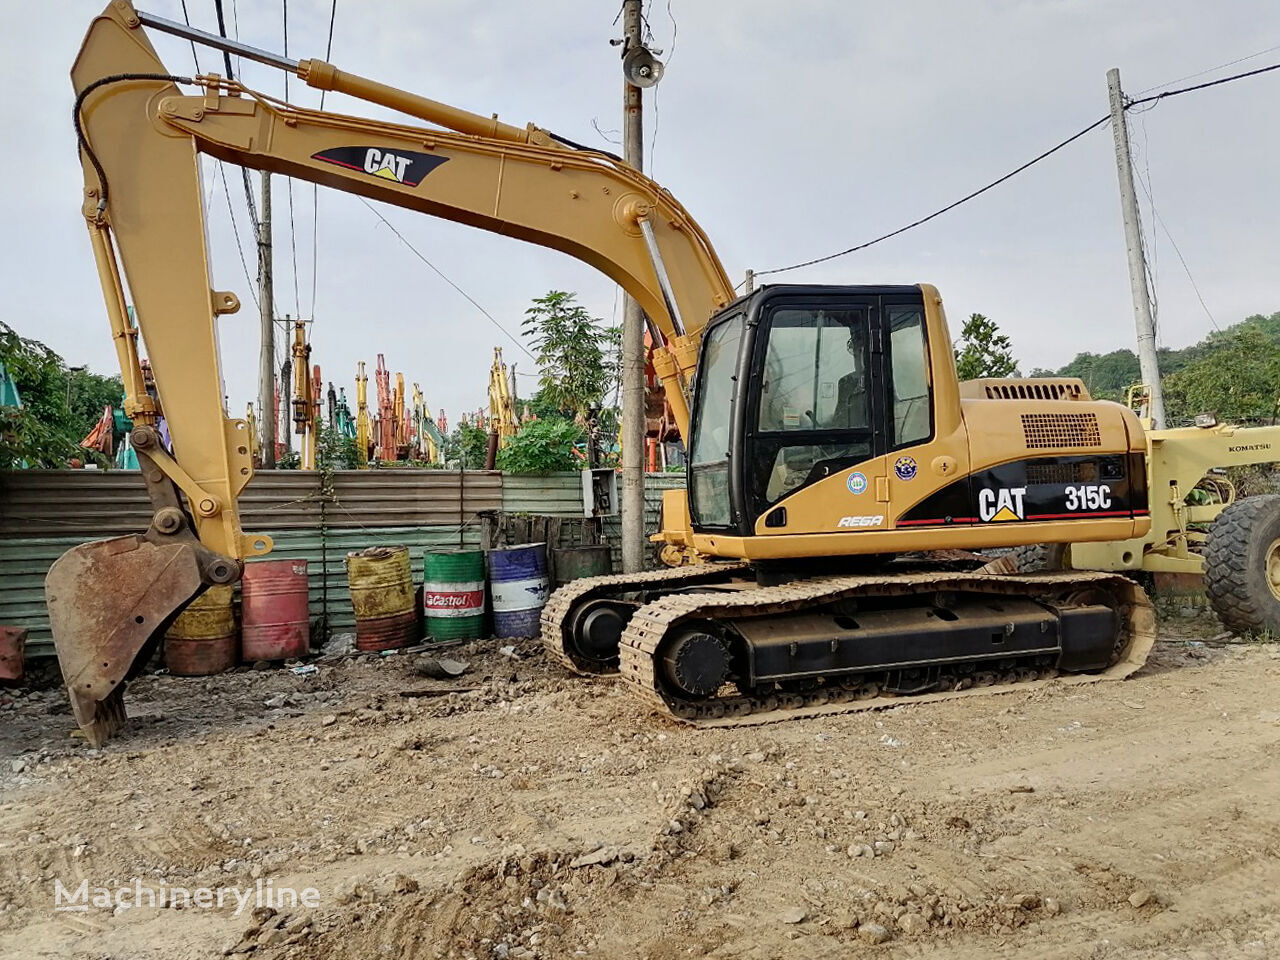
top-left (53, 1), bottom-right (734, 743)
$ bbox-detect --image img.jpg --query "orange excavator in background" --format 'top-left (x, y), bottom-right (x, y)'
top-left (54, 2), bottom-right (1280, 745)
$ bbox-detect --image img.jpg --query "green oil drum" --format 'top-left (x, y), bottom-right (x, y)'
top-left (423, 549), bottom-right (485, 641)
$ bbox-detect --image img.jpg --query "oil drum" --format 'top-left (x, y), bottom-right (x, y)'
top-left (164, 585), bottom-right (237, 675)
top-left (489, 543), bottom-right (550, 639)
top-left (346, 545), bottom-right (417, 652)
top-left (241, 558), bottom-right (310, 661)
top-left (423, 549), bottom-right (485, 641)
top-left (552, 544), bottom-right (613, 585)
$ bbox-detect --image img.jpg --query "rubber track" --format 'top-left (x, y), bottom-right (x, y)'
top-left (540, 562), bottom-right (750, 674)
top-left (617, 570), bottom-right (1156, 728)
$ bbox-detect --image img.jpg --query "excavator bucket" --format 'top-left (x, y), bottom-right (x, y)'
top-left (46, 534), bottom-right (204, 747)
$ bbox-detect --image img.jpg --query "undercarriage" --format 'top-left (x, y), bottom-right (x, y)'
top-left (542, 560), bottom-right (1154, 726)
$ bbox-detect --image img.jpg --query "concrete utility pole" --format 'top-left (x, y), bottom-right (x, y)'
top-left (620, 0), bottom-right (646, 573)
top-left (1107, 67), bottom-right (1166, 428)
top-left (256, 170), bottom-right (277, 467)
top-left (743, 269), bottom-right (755, 295)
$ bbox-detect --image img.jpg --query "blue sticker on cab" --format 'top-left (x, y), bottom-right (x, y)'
top-left (894, 456), bottom-right (917, 481)
top-left (847, 472), bottom-right (867, 495)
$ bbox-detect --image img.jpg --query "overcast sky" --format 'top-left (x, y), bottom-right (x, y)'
top-left (5, 1), bottom-right (1279, 424)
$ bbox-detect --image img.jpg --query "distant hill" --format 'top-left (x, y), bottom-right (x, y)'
top-left (1030, 311), bottom-right (1280, 424)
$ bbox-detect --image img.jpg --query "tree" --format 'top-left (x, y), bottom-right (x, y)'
top-left (954, 313), bottom-right (1019, 381)
top-left (522, 291), bottom-right (619, 420)
top-left (66, 367), bottom-right (124, 432)
top-left (445, 421), bottom-right (489, 469)
top-left (495, 418), bottom-right (584, 474)
top-left (0, 322), bottom-right (114, 468)
top-left (1163, 326), bottom-right (1280, 424)
top-left (1031, 349), bottom-right (1140, 402)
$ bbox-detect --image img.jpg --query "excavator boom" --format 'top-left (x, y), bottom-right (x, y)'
top-left (56, 2), bottom-right (734, 743)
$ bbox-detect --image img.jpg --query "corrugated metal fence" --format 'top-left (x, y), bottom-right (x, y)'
top-left (0, 469), bottom-right (686, 656)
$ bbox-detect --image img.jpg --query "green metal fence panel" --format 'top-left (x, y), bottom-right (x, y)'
top-left (500, 474), bottom-right (584, 516)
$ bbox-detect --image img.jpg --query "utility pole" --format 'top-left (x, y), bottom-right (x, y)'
top-left (620, 0), bottom-right (646, 573)
top-left (1106, 67), bottom-right (1166, 427)
top-left (256, 171), bottom-right (277, 466)
top-left (743, 269), bottom-right (755, 295)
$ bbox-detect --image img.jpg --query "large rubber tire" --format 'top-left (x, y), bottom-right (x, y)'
top-left (1006, 542), bottom-right (1069, 573)
top-left (1204, 494), bottom-right (1280, 635)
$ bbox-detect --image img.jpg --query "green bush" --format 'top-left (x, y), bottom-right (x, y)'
top-left (496, 418), bottom-right (584, 474)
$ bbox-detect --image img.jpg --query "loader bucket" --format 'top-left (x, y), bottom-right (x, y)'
top-left (46, 534), bottom-right (205, 747)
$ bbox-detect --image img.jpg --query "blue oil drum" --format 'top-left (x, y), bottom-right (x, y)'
top-left (488, 543), bottom-right (550, 639)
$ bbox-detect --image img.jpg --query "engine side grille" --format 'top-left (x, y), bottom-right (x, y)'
top-left (1025, 460), bottom-right (1099, 485)
top-left (1021, 413), bottom-right (1101, 449)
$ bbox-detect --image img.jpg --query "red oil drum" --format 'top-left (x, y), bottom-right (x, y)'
top-left (164, 585), bottom-right (237, 676)
top-left (241, 559), bottom-right (310, 661)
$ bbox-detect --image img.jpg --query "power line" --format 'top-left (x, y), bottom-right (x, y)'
top-left (179, 0), bottom-right (202, 72)
top-left (212, 0), bottom-right (261, 241)
top-left (750, 57), bottom-right (1280, 281)
top-left (648, 0), bottom-right (676, 173)
top-left (311, 0), bottom-right (338, 321)
top-left (282, 0), bottom-right (300, 318)
top-left (1133, 163), bottom-right (1219, 332)
top-left (184, 1), bottom-right (255, 313)
top-left (1134, 43), bottom-right (1280, 96)
top-left (219, 162), bottom-right (259, 311)
top-left (751, 115), bottom-right (1109, 280)
top-left (358, 198), bottom-right (535, 361)
top-left (1127, 59), bottom-right (1280, 108)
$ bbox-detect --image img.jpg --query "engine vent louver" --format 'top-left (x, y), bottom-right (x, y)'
top-left (1026, 460), bottom-right (1099, 485)
top-left (984, 380), bottom-right (1084, 401)
top-left (1021, 412), bottom-right (1101, 449)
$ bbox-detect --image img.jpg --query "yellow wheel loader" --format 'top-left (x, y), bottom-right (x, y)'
top-left (52, 3), bottom-right (1276, 743)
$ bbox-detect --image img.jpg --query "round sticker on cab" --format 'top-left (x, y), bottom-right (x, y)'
top-left (847, 472), bottom-right (868, 495)
top-left (894, 456), bottom-right (918, 481)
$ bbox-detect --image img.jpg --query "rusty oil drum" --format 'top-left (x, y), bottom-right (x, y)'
top-left (241, 559), bottom-right (311, 661)
top-left (163, 585), bottom-right (237, 676)
top-left (346, 545), bottom-right (417, 652)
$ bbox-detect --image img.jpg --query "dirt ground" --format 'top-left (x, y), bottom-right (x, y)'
top-left (1, 613), bottom-right (1278, 960)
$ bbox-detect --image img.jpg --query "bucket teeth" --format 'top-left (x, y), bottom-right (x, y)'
top-left (75, 686), bottom-right (128, 748)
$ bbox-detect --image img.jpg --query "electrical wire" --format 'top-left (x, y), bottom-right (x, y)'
top-left (179, 0), bottom-right (202, 72)
top-left (648, 0), bottom-right (676, 173)
top-left (1133, 164), bottom-right (1220, 332)
top-left (282, 0), bottom-right (301, 318)
top-left (749, 58), bottom-right (1280, 281)
top-left (1127, 59), bottom-right (1280, 108)
top-left (750, 115), bottom-right (1109, 280)
top-left (219, 162), bottom-right (260, 310)
top-left (311, 0), bottom-right (338, 322)
top-left (212, 0), bottom-right (261, 238)
top-left (358, 198), bottom-right (535, 361)
top-left (1134, 43), bottom-right (1280, 96)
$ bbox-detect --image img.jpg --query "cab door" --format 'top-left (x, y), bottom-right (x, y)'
top-left (743, 295), bottom-right (889, 531)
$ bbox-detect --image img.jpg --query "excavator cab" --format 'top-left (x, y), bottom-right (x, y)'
top-left (688, 285), bottom-right (935, 537)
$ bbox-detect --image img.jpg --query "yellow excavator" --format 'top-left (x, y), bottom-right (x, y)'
top-left (54, 3), bottom-right (1279, 743)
